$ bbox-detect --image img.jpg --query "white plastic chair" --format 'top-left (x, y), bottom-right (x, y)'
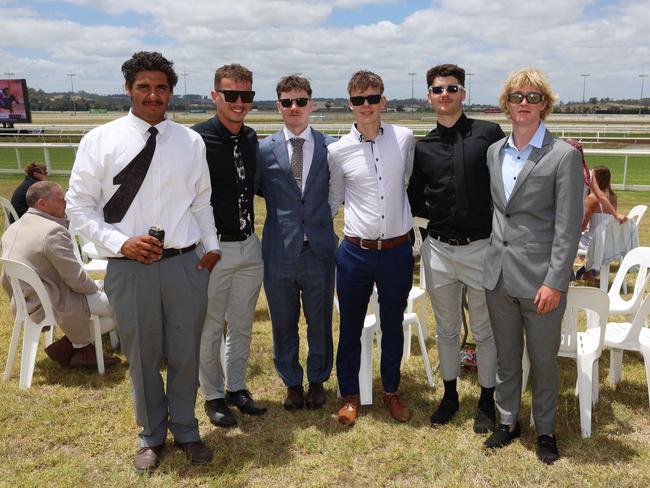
top-left (1, 258), bottom-right (116, 387)
top-left (404, 217), bottom-right (429, 354)
top-left (0, 196), bottom-right (19, 233)
top-left (602, 292), bottom-right (650, 405)
top-left (522, 286), bottom-right (609, 438)
top-left (627, 204), bottom-right (647, 230)
top-left (607, 247), bottom-right (650, 321)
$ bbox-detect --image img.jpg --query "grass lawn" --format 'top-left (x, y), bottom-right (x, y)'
top-left (0, 175), bottom-right (649, 487)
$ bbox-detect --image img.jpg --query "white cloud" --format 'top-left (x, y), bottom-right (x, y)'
top-left (1, 0), bottom-right (649, 102)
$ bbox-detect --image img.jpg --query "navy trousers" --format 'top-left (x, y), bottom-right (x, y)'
top-left (335, 239), bottom-right (413, 396)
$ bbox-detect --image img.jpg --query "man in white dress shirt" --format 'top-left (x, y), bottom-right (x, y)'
top-left (66, 51), bottom-right (221, 473)
top-left (328, 70), bottom-right (415, 426)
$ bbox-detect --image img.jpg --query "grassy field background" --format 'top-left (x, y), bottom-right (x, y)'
top-left (0, 172), bottom-right (649, 483)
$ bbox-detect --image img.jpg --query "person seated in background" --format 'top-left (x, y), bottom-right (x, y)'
top-left (10, 162), bottom-right (48, 223)
top-left (1, 181), bottom-right (119, 369)
top-left (579, 165), bottom-right (619, 251)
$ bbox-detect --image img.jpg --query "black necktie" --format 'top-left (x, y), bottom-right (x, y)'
top-left (103, 127), bottom-right (158, 224)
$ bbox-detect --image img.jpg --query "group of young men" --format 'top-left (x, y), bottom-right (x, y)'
top-left (48, 51), bottom-right (581, 472)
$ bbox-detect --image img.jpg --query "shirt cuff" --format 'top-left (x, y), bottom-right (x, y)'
top-left (201, 235), bottom-right (220, 254)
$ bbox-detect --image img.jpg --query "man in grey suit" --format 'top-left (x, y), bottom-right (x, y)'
top-left (256, 75), bottom-right (337, 410)
top-left (482, 68), bottom-right (583, 464)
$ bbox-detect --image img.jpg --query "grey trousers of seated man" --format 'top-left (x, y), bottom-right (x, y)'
top-left (485, 280), bottom-right (566, 435)
top-left (199, 234), bottom-right (263, 401)
top-left (105, 250), bottom-right (209, 447)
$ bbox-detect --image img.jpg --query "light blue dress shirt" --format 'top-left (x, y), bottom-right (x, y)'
top-left (501, 121), bottom-right (546, 201)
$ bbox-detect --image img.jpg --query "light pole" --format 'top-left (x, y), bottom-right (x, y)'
top-left (466, 72), bottom-right (475, 113)
top-left (580, 73), bottom-right (590, 114)
top-left (67, 73), bottom-right (76, 115)
top-left (639, 74), bottom-right (648, 115)
top-left (408, 72), bottom-right (416, 114)
top-left (3, 72), bottom-right (15, 78)
top-left (181, 73), bottom-right (189, 111)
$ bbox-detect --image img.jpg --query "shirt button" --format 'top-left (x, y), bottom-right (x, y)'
top-left (376, 158), bottom-right (379, 162)
top-left (503, 241), bottom-right (508, 246)
top-left (505, 213), bottom-right (510, 218)
top-left (382, 215), bottom-right (385, 219)
top-left (379, 176), bottom-right (382, 180)
top-left (381, 196), bottom-right (384, 200)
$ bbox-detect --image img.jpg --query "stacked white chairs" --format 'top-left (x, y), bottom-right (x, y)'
top-left (1, 258), bottom-right (117, 387)
top-left (404, 217), bottom-right (430, 357)
top-left (0, 196), bottom-right (18, 233)
top-left (522, 286), bottom-right (609, 438)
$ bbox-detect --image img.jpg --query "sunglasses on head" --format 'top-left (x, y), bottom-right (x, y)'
top-left (217, 89), bottom-right (255, 103)
top-left (507, 92), bottom-right (545, 104)
top-left (278, 97), bottom-right (309, 108)
top-left (349, 94), bottom-right (382, 106)
top-left (428, 84), bottom-right (463, 95)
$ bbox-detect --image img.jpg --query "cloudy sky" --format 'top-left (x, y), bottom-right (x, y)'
top-left (1, 0), bottom-right (649, 104)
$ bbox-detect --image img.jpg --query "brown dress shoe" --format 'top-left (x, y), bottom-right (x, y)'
top-left (305, 382), bottom-right (327, 409)
top-left (69, 344), bottom-right (120, 368)
top-left (174, 440), bottom-right (214, 465)
top-left (134, 444), bottom-right (164, 473)
top-left (384, 392), bottom-right (412, 422)
top-left (283, 385), bottom-right (304, 411)
top-left (338, 394), bottom-right (360, 425)
top-left (44, 336), bottom-right (74, 367)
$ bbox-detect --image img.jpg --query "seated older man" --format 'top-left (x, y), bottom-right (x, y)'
top-left (1, 181), bottom-right (119, 368)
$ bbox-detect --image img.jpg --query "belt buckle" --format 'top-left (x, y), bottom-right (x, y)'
top-left (360, 238), bottom-right (370, 250)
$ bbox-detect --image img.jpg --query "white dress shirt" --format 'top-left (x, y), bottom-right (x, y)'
top-left (283, 125), bottom-right (314, 195)
top-left (328, 122), bottom-right (415, 240)
top-left (501, 121), bottom-right (546, 201)
top-left (66, 110), bottom-right (219, 258)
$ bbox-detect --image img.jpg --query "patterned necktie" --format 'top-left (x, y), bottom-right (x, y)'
top-left (103, 126), bottom-right (158, 224)
top-left (290, 137), bottom-right (305, 190)
top-left (231, 135), bottom-right (252, 238)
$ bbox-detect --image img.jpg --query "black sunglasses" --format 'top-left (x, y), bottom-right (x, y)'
top-left (278, 97), bottom-right (309, 108)
top-left (429, 84), bottom-right (463, 94)
top-left (217, 89), bottom-right (255, 103)
top-left (507, 92), bottom-right (545, 104)
top-left (349, 94), bottom-right (382, 106)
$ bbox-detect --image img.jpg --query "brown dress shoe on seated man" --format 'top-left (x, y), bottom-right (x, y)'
top-left (384, 392), bottom-right (412, 422)
top-left (45, 335), bottom-right (120, 369)
top-left (337, 394), bottom-right (360, 425)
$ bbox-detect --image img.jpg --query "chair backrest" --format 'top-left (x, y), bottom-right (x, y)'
top-left (608, 247), bottom-right (650, 316)
top-left (412, 217), bottom-right (428, 256)
top-left (627, 205), bottom-right (648, 228)
top-left (0, 258), bottom-right (57, 324)
top-left (624, 292), bottom-right (650, 343)
top-left (0, 196), bottom-right (19, 232)
top-left (559, 286), bottom-right (609, 358)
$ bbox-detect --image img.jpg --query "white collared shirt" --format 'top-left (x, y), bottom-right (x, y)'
top-left (328, 122), bottom-right (415, 239)
top-left (501, 121), bottom-right (546, 201)
top-left (283, 125), bottom-right (314, 194)
top-left (66, 110), bottom-right (219, 257)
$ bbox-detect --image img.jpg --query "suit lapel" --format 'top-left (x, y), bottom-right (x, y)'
top-left (492, 139), bottom-right (508, 208)
top-left (507, 129), bottom-right (553, 204)
top-left (303, 128), bottom-right (323, 194)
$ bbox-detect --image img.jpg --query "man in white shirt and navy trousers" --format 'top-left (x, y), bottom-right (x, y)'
top-left (66, 52), bottom-right (221, 473)
top-left (328, 70), bottom-right (415, 426)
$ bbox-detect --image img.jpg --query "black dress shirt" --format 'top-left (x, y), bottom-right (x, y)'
top-left (408, 113), bottom-right (505, 240)
top-left (10, 175), bottom-right (40, 223)
top-left (191, 116), bottom-right (258, 239)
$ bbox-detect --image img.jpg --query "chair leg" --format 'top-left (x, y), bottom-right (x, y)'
top-left (44, 324), bottom-right (54, 347)
top-left (402, 322), bottom-right (412, 361)
top-left (90, 315), bottom-right (105, 375)
top-left (521, 347), bottom-right (531, 394)
top-left (359, 327), bottom-right (375, 405)
top-left (109, 330), bottom-right (120, 350)
top-left (578, 357), bottom-right (594, 438)
top-left (640, 344), bottom-right (650, 408)
top-left (3, 314), bottom-right (22, 381)
top-left (609, 348), bottom-right (624, 385)
top-left (592, 360), bottom-right (600, 404)
top-left (19, 325), bottom-right (41, 389)
top-left (415, 318), bottom-right (435, 387)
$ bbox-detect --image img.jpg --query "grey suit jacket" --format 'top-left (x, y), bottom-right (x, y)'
top-left (483, 129), bottom-right (583, 299)
top-left (256, 128), bottom-right (338, 264)
top-left (1, 208), bottom-right (97, 342)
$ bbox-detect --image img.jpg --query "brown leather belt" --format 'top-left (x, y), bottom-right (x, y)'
top-left (110, 243), bottom-right (196, 260)
top-left (344, 233), bottom-right (410, 250)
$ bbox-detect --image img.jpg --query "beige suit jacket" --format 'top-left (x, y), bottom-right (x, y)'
top-left (1, 208), bottom-right (98, 343)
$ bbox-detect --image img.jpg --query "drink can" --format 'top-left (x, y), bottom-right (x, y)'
top-left (148, 225), bottom-right (165, 247)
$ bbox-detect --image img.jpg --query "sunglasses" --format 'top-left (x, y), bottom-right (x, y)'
top-left (349, 94), bottom-right (382, 106)
top-left (428, 84), bottom-right (463, 94)
top-left (507, 92), bottom-right (545, 104)
top-left (278, 97), bottom-right (309, 108)
top-left (217, 89), bottom-right (255, 103)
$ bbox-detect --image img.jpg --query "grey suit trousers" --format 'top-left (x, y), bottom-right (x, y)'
top-left (485, 277), bottom-right (566, 435)
top-left (105, 250), bottom-right (209, 447)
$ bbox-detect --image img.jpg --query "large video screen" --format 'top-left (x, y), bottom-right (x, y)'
top-left (0, 79), bottom-right (31, 124)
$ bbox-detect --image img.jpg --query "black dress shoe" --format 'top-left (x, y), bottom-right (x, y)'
top-left (484, 422), bottom-right (521, 449)
top-left (430, 397), bottom-right (459, 425)
top-left (174, 440), bottom-right (213, 465)
top-left (305, 382), bottom-right (327, 409)
top-left (134, 444), bottom-right (164, 473)
top-left (225, 389), bottom-right (267, 415)
top-left (537, 434), bottom-right (560, 465)
top-left (205, 399), bottom-right (237, 428)
top-left (284, 385), bottom-right (304, 411)
top-left (473, 407), bottom-right (496, 434)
